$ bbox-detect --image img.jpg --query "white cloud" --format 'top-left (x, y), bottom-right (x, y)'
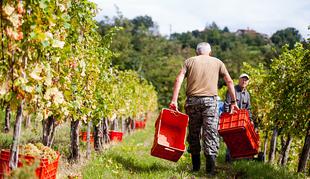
top-left (91, 0), bottom-right (310, 38)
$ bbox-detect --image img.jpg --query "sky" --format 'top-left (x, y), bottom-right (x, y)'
top-left (90, 0), bottom-right (310, 39)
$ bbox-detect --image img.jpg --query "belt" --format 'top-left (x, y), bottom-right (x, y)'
top-left (188, 96), bottom-right (216, 98)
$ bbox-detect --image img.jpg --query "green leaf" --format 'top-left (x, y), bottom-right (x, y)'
top-left (39, 0), bottom-right (48, 9)
top-left (63, 22), bottom-right (71, 29)
top-left (30, 32), bottom-right (37, 39)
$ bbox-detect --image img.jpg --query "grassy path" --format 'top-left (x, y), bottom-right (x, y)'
top-left (81, 115), bottom-right (306, 179)
top-left (81, 122), bottom-right (187, 178)
top-left (0, 111), bottom-right (305, 178)
top-left (81, 116), bottom-right (211, 178)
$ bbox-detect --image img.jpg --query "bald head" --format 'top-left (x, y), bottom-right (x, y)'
top-left (196, 42), bottom-right (211, 55)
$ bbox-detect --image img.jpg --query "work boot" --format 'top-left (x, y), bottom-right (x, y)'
top-left (206, 155), bottom-right (216, 175)
top-left (191, 154), bottom-right (201, 172)
top-left (225, 148), bottom-right (232, 163)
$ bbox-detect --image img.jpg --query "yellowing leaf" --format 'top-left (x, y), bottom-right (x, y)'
top-left (8, 13), bottom-right (21, 28)
top-left (2, 5), bottom-right (15, 17)
top-left (52, 57), bottom-right (60, 63)
top-left (79, 60), bottom-right (86, 68)
top-left (43, 108), bottom-right (49, 119)
top-left (44, 73), bottom-right (53, 86)
top-left (81, 70), bottom-right (86, 77)
top-left (52, 39), bottom-right (65, 48)
top-left (0, 88), bottom-right (6, 95)
top-left (54, 93), bottom-right (65, 104)
top-left (30, 65), bottom-right (43, 81)
top-left (111, 170), bottom-right (118, 174)
top-left (62, 107), bottom-right (69, 116)
top-left (0, 82), bottom-right (8, 95)
top-left (45, 32), bottom-right (53, 40)
top-left (44, 87), bottom-right (65, 105)
top-left (24, 86), bottom-right (34, 93)
top-left (46, 101), bottom-right (51, 107)
top-left (36, 112), bottom-right (44, 121)
top-left (39, 1), bottom-right (48, 9)
top-left (57, 3), bottom-right (66, 12)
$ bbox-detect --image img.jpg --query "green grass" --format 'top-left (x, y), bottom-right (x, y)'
top-left (231, 160), bottom-right (306, 179)
top-left (0, 110), bottom-right (306, 178)
top-left (81, 117), bottom-right (306, 179)
top-left (82, 124), bottom-right (195, 179)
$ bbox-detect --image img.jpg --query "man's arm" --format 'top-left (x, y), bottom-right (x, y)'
top-left (223, 90), bottom-right (231, 113)
top-left (246, 93), bottom-right (257, 130)
top-left (170, 67), bottom-right (186, 110)
top-left (223, 73), bottom-right (239, 112)
top-left (247, 92), bottom-right (253, 121)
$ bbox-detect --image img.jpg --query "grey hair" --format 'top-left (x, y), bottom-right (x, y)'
top-left (196, 42), bottom-right (211, 54)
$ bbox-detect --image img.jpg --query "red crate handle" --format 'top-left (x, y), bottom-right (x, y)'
top-left (170, 110), bottom-right (179, 116)
top-left (167, 108), bottom-right (185, 118)
top-left (164, 148), bottom-right (175, 152)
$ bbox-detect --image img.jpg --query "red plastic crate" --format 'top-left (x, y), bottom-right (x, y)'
top-left (0, 150), bottom-right (60, 179)
top-left (151, 108), bottom-right (189, 162)
top-left (109, 130), bottom-right (123, 142)
top-left (218, 109), bottom-right (259, 158)
top-left (135, 120), bottom-right (146, 129)
top-left (80, 132), bottom-right (94, 143)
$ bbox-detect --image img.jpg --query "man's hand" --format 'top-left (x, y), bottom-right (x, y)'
top-left (170, 67), bottom-right (185, 112)
top-left (230, 103), bottom-right (239, 114)
top-left (250, 121), bottom-right (255, 127)
top-left (169, 101), bottom-right (178, 111)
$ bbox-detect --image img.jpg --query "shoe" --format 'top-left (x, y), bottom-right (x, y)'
top-left (225, 149), bottom-right (232, 163)
top-left (255, 152), bottom-right (264, 162)
top-left (191, 154), bottom-right (200, 171)
top-left (206, 155), bottom-right (216, 175)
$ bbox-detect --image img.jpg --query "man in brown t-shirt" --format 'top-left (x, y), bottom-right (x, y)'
top-left (169, 42), bottom-right (238, 175)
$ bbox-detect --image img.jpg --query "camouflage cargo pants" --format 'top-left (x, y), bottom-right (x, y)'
top-left (185, 96), bottom-right (219, 156)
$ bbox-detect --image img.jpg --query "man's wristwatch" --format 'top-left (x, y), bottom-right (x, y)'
top-left (231, 100), bottom-right (236, 104)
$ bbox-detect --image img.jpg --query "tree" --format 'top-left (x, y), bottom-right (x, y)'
top-left (271, 27), bottom-right (302, 50)
top-left (223, 26), bottom-right (230, 33)
top-left (131, 15), bottom-right (155, 35)
top-left (269, 43), bottom-right (309, 172)
top-left (243, 63), bottom-right (273, 128)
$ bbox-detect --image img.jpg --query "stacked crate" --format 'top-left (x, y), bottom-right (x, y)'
top-left (219, 109), bottom-right (259, 158)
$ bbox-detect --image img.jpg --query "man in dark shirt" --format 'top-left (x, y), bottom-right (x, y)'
top-left (224, 73), bottom-right (252, 120)
top-left (223, 73), bottom-right (252, 162)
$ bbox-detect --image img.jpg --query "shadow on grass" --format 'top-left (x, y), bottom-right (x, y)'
top-left (231, 160), bottom-right (306, 179)
top-left (110, 153), bottom-right (171, 173)
top-left (107, 152), bottom-right (218, 178)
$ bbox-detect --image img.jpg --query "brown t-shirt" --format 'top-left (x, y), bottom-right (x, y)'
top-left (184, 55), bottom-right (229, 97)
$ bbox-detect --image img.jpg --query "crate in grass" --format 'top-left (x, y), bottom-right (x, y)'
top-left (151, 108), bottom-right (189, 162)
top-left (109, 130), bottom-right (123, 142)
top-left (218, 109), bottom-right (259, 158)
top-left (0, 150), bottom-right (60, 179)
top-left (135, 120), bottom-right (146, 129)
top-left (80, 131), bottom-right (94, 143)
